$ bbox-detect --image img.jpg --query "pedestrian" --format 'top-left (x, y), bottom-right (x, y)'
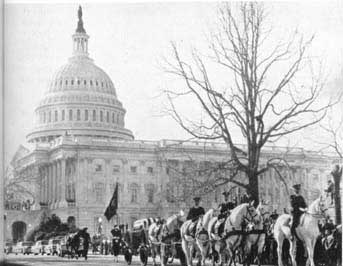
top-left (80, 227), bottom-right (91, 260)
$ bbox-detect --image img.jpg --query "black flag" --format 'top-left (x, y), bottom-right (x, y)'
top-left (104, 183), bottom-right (118, 221)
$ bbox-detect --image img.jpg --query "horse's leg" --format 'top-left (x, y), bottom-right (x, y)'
top-left (276, 233), bottom-right (284, 266)
top-left (306, 240), bottom-right (315, 266)
top-left (289, 239), bottom-right (297, 266)
top-left (182, 239), bottom-right (192, 266)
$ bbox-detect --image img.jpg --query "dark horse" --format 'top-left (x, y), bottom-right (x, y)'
top-left (66, 233), bottom-right (82, 259)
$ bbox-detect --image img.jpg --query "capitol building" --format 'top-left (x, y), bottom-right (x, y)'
top-left (6, 8), bottom-right (337, 241)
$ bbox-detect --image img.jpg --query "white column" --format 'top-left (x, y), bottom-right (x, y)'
top-left (59, 159), bottom-right (67, 207)
top-left (56, 160), bottom-right (60, 207)
top-left (52, 162), bottom-right (57, 208)
top-left (45, 165), bottom-right (49, 205)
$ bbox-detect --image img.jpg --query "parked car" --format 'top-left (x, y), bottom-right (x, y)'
top-left (4, 242), bottom-right (13, 254)
top-left (22, 241), bottom-right (34, 255)
top-left (31, 240), bottom-right (49, 255)
top-left (46, 239), bottom-right (61, 256)
top-left (59, 236), bottom-right (69, 257)
top-left (13, 241), bottom-right (34, 255)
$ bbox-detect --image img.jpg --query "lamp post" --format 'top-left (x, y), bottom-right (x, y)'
top-left (98, 217), bottom-right (103, 235)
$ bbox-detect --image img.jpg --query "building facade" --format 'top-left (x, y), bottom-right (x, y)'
top-left (6, 8), bottom-right (338, 241)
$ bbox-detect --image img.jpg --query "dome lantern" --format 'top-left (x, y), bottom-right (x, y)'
top-left (72, 6), bottom-right (89, 57)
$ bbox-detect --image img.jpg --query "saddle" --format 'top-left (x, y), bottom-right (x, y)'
top-left (187, 220), bottom-right (199, 237)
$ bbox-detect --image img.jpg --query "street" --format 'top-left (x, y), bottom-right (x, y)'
top-left (4, 254), bottom-right (154, 266)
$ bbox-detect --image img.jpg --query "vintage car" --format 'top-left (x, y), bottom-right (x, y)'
top-left (13, 241), bottom-right (34, 255)
top-left (31, 240), bottom-right (49, 255)
top-left (4, 242), bottom-right (13, 254)
top-left (46, 239), bottom-right (62, 256)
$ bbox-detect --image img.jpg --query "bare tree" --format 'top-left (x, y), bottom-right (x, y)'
top-left (163, 3), bottom-right (336, 205)
top-left (4, 166), bottom-right (37, 206)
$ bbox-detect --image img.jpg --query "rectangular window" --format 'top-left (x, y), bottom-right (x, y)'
top-left (54, 111), bottom-right (58, 122)
top-left (93, 110), bottom-right (96, 121)
top-left (95, 164), bottom-right (102, 172)
top-left (62, 110), bottom-right (65, 121)
top-left (69, 110), bottom-right (73, 121)
top-left (77, 109), bottom-right (81, 121)
top-left (106, 111), bottom-right (109, 123)
top-left (48, 111), bottom-right (51, 122)
top-left (130, 166), bottom-right (137, 173)
top-left (112, 165), bottom-right (120, 174)
top-left (100, 111), bottom-right (103, 122)
top-left (147, 167), bottom-right (153, 174)
top-left (85, 110), bottom-right (88, 121)
top-left (94, 183), bottom-right (105, 203)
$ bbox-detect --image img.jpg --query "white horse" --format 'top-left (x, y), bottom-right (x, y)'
top-left (148, 211), bottom-right (185, 266)
top-left (223, 202), bottom-right (258, 266)
top-left (273, 196), bottom-right (328, 266)
top-left (243, 201), bottom-right (270, 266)
top-left (181, 209), bottom-right (214, 266)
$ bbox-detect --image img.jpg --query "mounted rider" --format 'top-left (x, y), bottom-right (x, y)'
top-left (290, 184), bottom-right (307, 240)
top-left (187, 197), bottom-right (205, 237)
top-left (214, 191), bottom-right (235, 235)
top-left (111, 224), bottom-right (122, 239)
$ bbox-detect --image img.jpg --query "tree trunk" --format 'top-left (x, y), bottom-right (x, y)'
top-left (331, 165), bottom-right (342, 225)
top-left (248, 173), bottom-right (259, 207)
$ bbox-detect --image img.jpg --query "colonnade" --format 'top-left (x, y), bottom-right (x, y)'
top-left (40, 159), bottom-right (68, 208)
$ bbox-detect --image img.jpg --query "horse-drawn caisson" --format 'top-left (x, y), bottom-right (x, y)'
top-left (118, 191), bottom-right (339, 266)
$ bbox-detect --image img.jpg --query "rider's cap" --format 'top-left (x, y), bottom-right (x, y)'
top-left (83, 227), bottom-right (88, 231)
top-left (193, 197), bottom-right (201, 201)
top-left (222, 191), bottom-right (230, 197)
top-left (292, 184), bottom-right (301, 190)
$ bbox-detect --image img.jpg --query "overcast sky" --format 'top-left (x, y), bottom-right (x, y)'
top-left (4, 1), bottom-right (343, 165)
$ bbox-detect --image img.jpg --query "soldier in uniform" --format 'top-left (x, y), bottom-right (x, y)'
top-left (290, 184), bottom-right (307, 240)
top-left (215, 191), bottom-right (235, 235)
top-left (325, 180), bottom-right (334, 205)
top-left (187, 197), bottom-right (205, 237)
top-left (218, 191), bottom-right (235, 219)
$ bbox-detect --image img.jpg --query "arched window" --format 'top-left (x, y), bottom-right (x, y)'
top-left (96, 81), bottom-right (98, 86)
top-left (65, 80), bottom-right (68, 85)
top-left (48, 111), bottom-right (51, 122)
top-left (85, 110), bottom-right (88, 121)
top-left (130, 183), bottom-right (139, 203)
top-left (62, 110), bottom-right (65, 121)
top-left (106, 111), bottom-right (109, 123)
top-left (84, 80), bottom-right (86, 85)
top-left (69, 109), bottom-right (73, 121)
top-left (112, 113), bottom-right (115, 123)
top-left (43, 112), bottom-right (46, 123)
top-left (101, 82), bottom-right (104, 88)
top-left (54, 110), bottom-right (58, 122)
top-left (117, 113), bottom-right (120, 124)
top-left (77, 109), bottom-right (81, 120)
top-left (71, 80), bottom-right (74, 85)
top-left (90, 80), bottom-right (93, 86)
top-left (93, 110), bottom-right (96, 121)
top-left (77, 80), bottom-right (80, 85)
top-left (100, 111), bottom-right (103, 122)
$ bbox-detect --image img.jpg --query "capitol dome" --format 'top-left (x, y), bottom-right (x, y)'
top-left (27, 7), bottom-right (134, 143)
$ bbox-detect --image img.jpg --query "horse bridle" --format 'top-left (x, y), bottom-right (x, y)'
top-left (243, 205), bottom-right (258, 225)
